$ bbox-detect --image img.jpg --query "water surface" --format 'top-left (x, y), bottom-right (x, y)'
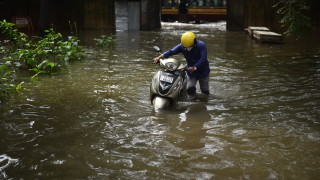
top-left (1, 22), bottom-right (320, 179)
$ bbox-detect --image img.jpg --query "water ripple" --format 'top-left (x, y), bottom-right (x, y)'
top-left (0, 154), bottom-right (19, 178)
top-left (1, 26), bottom-right (320, 179)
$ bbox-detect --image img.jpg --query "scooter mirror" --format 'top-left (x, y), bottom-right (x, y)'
top-left (153, 46), bottom-right (161, 53)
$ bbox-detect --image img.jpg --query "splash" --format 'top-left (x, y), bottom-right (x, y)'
top-left (0, 154), bottom-right (19, 178)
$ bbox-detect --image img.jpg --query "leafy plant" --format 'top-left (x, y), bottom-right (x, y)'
top-left (0, 20), bottom-right (85, 98)
top-left (274, 0), bottom-right (311, 36)
top-left (0, 19), bottom-right (28, 46)
top-left (94, 35), bottom-right (116, 48)
top-left (58, 35), bottom-right (85, 62)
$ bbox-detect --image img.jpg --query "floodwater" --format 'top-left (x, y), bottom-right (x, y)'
top-left (1, 22), bottom-right (320, 179)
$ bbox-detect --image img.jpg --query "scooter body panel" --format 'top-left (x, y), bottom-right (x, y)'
top-left (150, 67), bottom-right (187, 109)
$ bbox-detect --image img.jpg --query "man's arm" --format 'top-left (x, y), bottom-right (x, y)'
top-left (153, 44), bottom-right (182, 63)
top-left (194, 42), bottom-right (208, 68)
top-left (153, 54), bottom-right (164, 63)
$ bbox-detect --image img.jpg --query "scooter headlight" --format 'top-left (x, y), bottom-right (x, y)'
top-left (160, 58), bottom-right (180, 71)
top-left (165, 62), bottom-right (179, 71)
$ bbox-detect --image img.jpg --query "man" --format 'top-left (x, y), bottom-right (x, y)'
top-left (153, 32), bottom-right (210, 95)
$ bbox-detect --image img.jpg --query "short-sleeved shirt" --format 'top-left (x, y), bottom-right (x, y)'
top-left (163, 40), bottom-right (210, 79)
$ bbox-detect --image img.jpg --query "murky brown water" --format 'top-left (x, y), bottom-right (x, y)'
top-left (1, 22), bottom-right (320, 179)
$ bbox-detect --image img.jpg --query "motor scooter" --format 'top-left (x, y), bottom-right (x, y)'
top-left (150, 46), bottom-right (187, 109)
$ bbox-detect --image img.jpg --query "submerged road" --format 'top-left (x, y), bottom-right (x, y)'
top-left (1, 22), bottom-right (320, 179)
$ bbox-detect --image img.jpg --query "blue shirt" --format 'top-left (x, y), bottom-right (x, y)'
top-left (163, 40), bottom-right (210, 79)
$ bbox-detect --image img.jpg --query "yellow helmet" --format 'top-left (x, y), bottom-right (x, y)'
top-left (181, 32), bottom-right (196, 47)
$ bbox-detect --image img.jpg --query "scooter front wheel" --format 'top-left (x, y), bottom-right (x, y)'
top-left (152, 96), bottom-right (170, 110)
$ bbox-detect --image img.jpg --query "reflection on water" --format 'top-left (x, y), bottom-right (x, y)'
top-left (116, 30), bottom-right (141, 50)
top-left (175, 103), bottom-right (209, 150)
top-left (0, 22), bottom-right (320, 179)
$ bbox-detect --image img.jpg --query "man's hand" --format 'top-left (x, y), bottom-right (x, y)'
top-left (152, 57), bottom-right (160, 64)
top-left (153, 55), bottom-right (163, 64)
top-left (187, 66), bottom-right (197, 72)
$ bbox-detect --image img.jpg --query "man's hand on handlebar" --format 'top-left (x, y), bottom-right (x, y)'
top-left (153, 55), bottom-right (164, 64)
top-left (187, 66), bottom-right (197, 72)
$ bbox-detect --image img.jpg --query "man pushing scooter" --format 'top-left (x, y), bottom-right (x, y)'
top-left (153, 32), bottom-right (210, 96)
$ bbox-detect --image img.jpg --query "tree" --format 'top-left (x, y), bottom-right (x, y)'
top-left (274, 0), bottom-right (311, 36)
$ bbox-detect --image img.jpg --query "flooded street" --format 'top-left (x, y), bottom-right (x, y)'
top-left (1, 22), bottom-right (320, 179)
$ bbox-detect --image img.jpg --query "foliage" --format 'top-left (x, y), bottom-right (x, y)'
top-left (94, 35), bottom-right (116, 48)
top-left (0, 62), bottom-right (17, 97)
top-left (274, 0), bottom-right (311, 36)
top-left (0, 20), bottom-right (85, 98)
top-left (0, 19), bottom-right (28, 46)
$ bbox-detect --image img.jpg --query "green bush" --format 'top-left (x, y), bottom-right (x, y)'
top-left (274, 0), bottom-right (311, 36)
top-left (0, 20), bottom-right (85, 98)
top-left (94, 35), bottom-right (116, 48)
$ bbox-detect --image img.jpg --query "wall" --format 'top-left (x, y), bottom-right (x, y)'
top-left (50, 0), bottom-right (115, 30)
top-left (226, 0), bottom-right (244, 31)
top-left (128, 1), bottom-right (141, 30)
top-left (227, 0), bottom-right (319, 32)
top-left (140, 0), bottom-right (161, 30)
top-left (0, 0), bottom-right (115, 33)
top-left (83, 0), bottom-right (115, 29)
top-left (227, 0), bottom-right (281, 32)
top-left (0, 0), bottom-right (162, 32)
top-left (310, 0), bottom-right (320, 26)
top-left (243, 0), bottom-right (281, 32)
top-left (115, 0), bottom-right (129, 31)
top-left (115, 0), bottom-right (161, 31)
